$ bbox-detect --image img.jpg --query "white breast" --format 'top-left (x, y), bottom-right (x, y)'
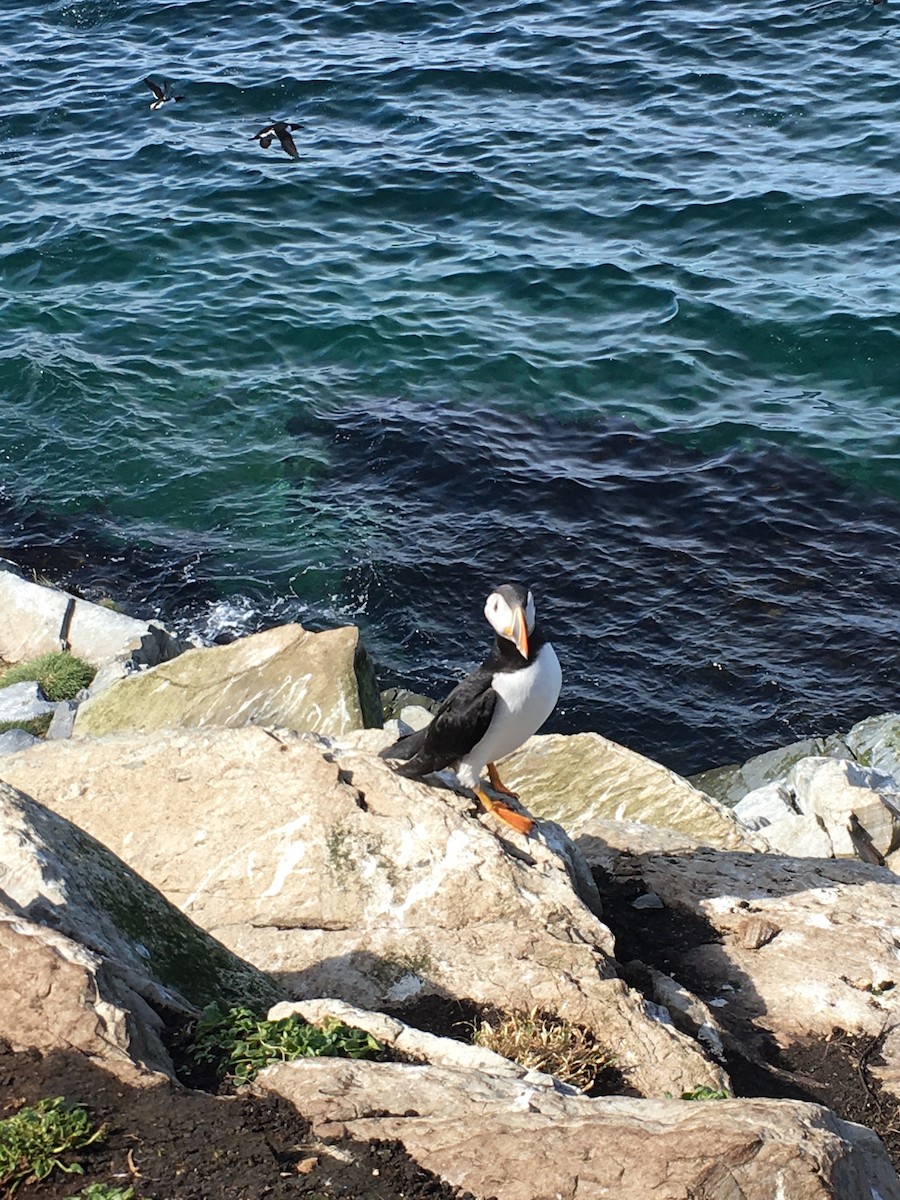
top-left (457, 641), bottom-right (562, 788)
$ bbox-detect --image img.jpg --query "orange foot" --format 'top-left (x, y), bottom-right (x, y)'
top-left (474, 786), bottom-right (534, 836)
top-left (487, 761), bottom-right (519, 800)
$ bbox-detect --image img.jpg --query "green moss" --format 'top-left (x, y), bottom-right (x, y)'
top-left (325, 824), bottom-right (356, 887)
top-left (0, 714), bottom-right (53, 737)
top-left (0, 652), bottom-right (95, 701)
top-left (353, 639), bottom-right (384, 729)
top-left (370, 947), bottom-right (435, 992)
top-left (88, 863), bottom-right (281, 1012)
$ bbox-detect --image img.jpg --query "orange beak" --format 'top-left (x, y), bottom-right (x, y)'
top-left (506, 605), bottom-right (529, 659)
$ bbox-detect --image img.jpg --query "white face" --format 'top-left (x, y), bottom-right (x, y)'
top-left (484, 588), bottom-right (536, 638)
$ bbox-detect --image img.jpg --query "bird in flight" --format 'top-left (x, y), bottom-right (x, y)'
top-left (251, 121), bottom-right (302, 160)
top-left (144, 78), bottom-right (184, 109)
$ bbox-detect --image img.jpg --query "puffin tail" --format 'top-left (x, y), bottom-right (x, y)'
top-left (379, 727), bottom-right (429, 763)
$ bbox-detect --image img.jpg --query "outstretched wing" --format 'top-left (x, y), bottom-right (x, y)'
top-left (144, 78), bottom-right (165, 102)
top-left (277, 127), bottom-right (300, 159)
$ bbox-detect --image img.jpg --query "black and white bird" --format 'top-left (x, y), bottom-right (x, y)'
top-left (251, 121), bottom-right (301, 160)
top-left (381, 583), bottom-right (562, 835)
top-left (144, 78), bottom-right (184, 109)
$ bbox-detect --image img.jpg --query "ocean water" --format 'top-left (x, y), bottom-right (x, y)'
top-left (1, 0), bottom-right (899, 775)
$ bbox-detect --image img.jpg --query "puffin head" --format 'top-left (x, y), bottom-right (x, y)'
top-left (484, 583), bottom-right (535, 659)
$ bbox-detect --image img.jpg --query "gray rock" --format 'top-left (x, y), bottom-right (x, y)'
top-left (846, 712), bottom-right (900, 781)
top-left (0, 568), bottom-right (190, 670)
top-left (398, 704), bottom-right (433, 732)
top-left (0, 729), bottom-right (39, 755)
top-left (381, 688), bottom-right (439, 720)
top-left (0, 680), bottom-right (55, 723)
top-left (47, 700), bottom-right (78, 741)
top-left (690, 736), bottom-right (852, 807)
top-left (692, 712), bottom-right (900, 810)
top-left (734, 757), bottom-right (900, 862)
top-left (577, 836), bottom-right (900, 1104)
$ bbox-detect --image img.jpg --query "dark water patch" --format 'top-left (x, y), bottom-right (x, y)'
top-left (287, 404), bottom-right (900, 775)
top-left (0, 489), bottom-right (221, 619)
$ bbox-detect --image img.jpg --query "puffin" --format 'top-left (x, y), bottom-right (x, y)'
top-left (381, 583), bottom-right (562, 835)
top-left (144, 78), bottom-right (184, 109)
top-left (251, 121), bottom-right (302, 160)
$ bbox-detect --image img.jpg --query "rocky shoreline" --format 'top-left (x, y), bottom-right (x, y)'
top-left (2, 556), bottom-right (900, 1198)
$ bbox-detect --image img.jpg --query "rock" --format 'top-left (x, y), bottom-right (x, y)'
top-left (691, 736), bottom-right (851, 807)
top-left (497, 732), bottom-right (760, 850)
top-left (47, 699), bottom-right (78, 740)
top-left (74, 623), bottom-right (383, 738)
top-left (0, 728), bottom-right (39, 755)
top-left (0, 679), bottom-right (55, 723)
top-left (2, 725), bottom-right (729, 1099)
top-left (0, 778), bottom-right (282, 1081)
top-left (259, 1055), bottom-right (900, 1200)
top-left (381, 688), bottom-right (439, 720)
top-left (734, 757), bottom-right (900, 863)
top-left (0, 565), bottom-right (189, 669)
top-left (398, 704), bottom-right (433, 731)
top-left (267, 997), bottom-right (580, 1090)
top-left (579, 837), bottom-right (900, 1102)
top-left (847, 712), bottom-right (900, 780)
top-left (692, 712), bottom-right (900, 809)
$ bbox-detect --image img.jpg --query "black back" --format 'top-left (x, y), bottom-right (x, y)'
top-left (382, 624), bottom-right (547, 777)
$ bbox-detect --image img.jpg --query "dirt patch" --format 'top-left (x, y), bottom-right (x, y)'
top-left (592, 862), bottom-right (900, 1169)
top-left (0, 1042), bottom-right (490, 1200)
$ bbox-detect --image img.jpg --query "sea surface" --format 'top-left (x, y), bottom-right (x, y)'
top-left (1, 0), bottom-right (899, 775)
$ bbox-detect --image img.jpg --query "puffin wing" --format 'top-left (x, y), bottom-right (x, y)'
top-left (383, 666), bottom-right (497, 777)
top-left (277, 126), bottom-right (300, 158)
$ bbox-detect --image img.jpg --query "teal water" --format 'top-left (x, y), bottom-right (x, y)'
top-left (1, 0), bottom-right (899, 772)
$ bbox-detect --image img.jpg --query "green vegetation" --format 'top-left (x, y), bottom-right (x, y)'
top-left (0, 652), bottom-right (95, 701)
top-left (0, 714), bottom-right (53, 737)
top-left (0, 1097), bottom-right (104, 1193)
top-left (473, 1008), bottom-right (616, 1093)
top-left (678, 1085), bottom-right (731, 1100)
top-left (68, 1186), bottom-right (135, 1200)
top-left (189, 1003), bottom-right (382, 1086)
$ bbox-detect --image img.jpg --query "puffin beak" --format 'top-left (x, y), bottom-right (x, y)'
top-left (506, 605), bottom-right (529, 658)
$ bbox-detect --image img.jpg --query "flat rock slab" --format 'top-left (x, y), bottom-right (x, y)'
top-left (3, 725), bottom-right (727, 1099)
top-left (259, 1057), bottom-right (900, 1200)
top-left (499, 732), bottom-right (760, 850)
top-left (74, 622), bottom-right (382, 738)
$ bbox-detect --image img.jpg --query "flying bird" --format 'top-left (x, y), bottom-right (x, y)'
top-left (144, 78), bottom-right (184, 109)
top-left (381, 583), bottom-right (562, 836)
top-left (251, 121), bottom-right (301, 160)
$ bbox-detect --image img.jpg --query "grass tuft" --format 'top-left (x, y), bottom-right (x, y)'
top-left (473, 1007), bottom-right (617, 1093)
top-left (0, 1097), bottom-right (105, 1193)
top-left (0, 714), bottom-right (53, 738)
top-left (0, 652), bottom-right (95, 701)
top-left (188, 1003), bottom-right (382, 1086)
